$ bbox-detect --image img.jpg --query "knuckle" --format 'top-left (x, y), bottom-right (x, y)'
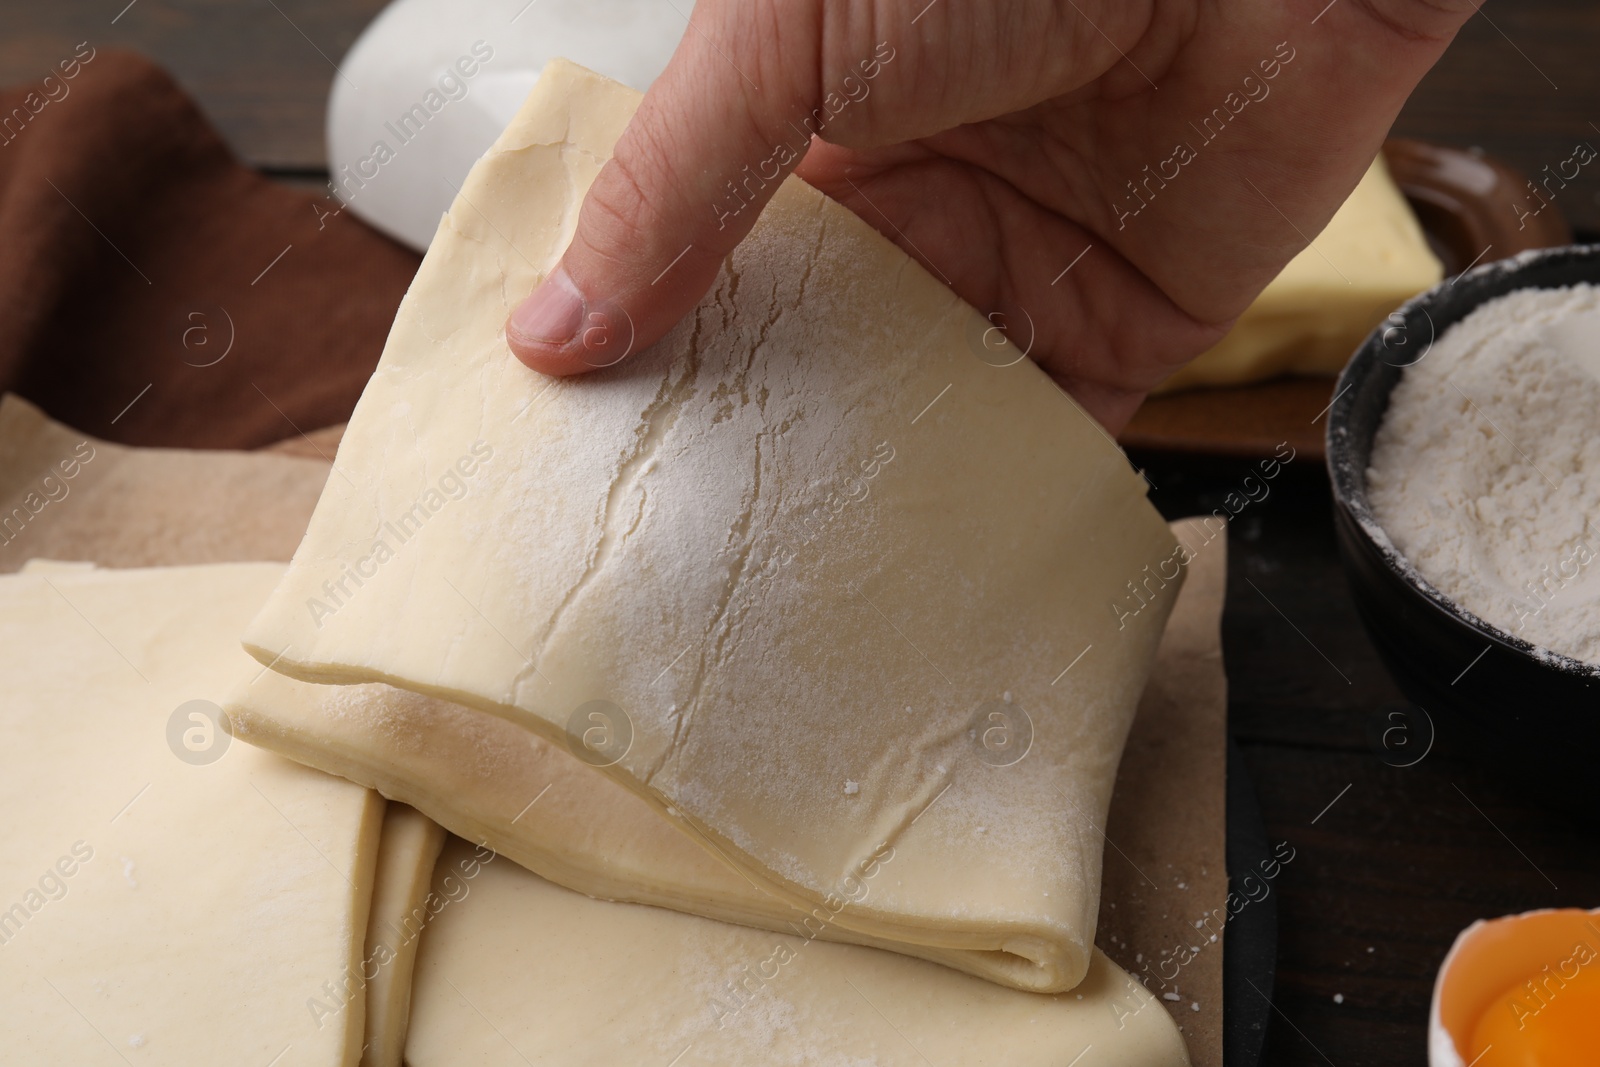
top-left (573, 148), bottom-right (674, 273)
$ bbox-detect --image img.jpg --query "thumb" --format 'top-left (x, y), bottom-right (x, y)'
top-left (505, 7), bottom-right (823, 375)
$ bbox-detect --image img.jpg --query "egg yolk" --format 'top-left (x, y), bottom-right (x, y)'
top-left (1469, 959), bottom-right (1600, 1066)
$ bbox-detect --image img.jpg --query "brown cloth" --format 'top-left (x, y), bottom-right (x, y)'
top-left (0, 49), bottom-right (421, 449)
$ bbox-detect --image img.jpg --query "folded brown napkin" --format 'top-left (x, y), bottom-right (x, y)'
top-left (0, 49), bottom-right (421, 449)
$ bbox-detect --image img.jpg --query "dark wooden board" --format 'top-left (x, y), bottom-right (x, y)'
top-left (1122, 376), bottom-right (1338, 462)
top-left (1136, 452), bottom-right (1600, 1067)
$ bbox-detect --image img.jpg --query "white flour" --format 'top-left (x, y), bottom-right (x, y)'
top-left (1368, 282), bottom-right (1600, 665)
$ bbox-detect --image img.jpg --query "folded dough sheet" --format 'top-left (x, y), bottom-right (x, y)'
top-left (360, 803), bottom-right (448, 1067)
top-left (402, 836), bottom-right (1190, 1066)
top-left (242, 59), bottom-right (1182, 994)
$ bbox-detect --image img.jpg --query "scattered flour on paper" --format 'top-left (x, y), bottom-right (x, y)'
top-left (1367, 283), bottom-right (1600, 664)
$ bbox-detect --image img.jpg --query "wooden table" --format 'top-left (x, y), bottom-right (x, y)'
top-left (1136, 452), bottom-right (1600, 1065)
top-left (5, 4), bottom-right (1599, 1064)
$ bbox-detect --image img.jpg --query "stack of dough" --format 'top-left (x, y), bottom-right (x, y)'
top-left (226, 583), bottom-right (1199, 1064)
top-left (0, 554), bottom-right (1187, 1067)
top-left (405, 838), bottom-right (1187, 1067)
top-left (241, 57), bottom-right (1184, 1006)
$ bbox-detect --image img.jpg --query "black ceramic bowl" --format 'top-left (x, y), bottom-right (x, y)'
top-left (1326, 245), bottom-right (1600, 811)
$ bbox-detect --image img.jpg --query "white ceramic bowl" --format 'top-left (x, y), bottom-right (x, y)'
top-left (326, 0), bottom-right (691, 250)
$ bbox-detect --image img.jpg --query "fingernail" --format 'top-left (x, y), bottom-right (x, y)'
top-left (509, 268), bottom-right (584, 346)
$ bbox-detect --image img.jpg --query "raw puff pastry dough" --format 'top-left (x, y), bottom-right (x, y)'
top-left (12, 563), bottom-right (443, 1067)
top-left (405, 837), bottom-right (1190, 1067)
top-left (360, 803), bottom-right (447, 1067)
top-left (0, 564), bottom-right (381, 1067)
top-left (226, 517), bottom-right (1204, 995)
top-left (243, 60), bottom-right (1182, 993)
top-left (225, 669), bottom-right (1047, 988)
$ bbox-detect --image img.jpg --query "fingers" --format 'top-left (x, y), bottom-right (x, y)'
top-left (504, 0), bottom-right (1112, 377)
top-left (1352, 0), bottom-right (1481, 43)
top-left (506, 2), bottom-right (823, 375)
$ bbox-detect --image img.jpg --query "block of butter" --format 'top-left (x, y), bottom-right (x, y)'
top-left (1157, 155), bottom-right (1441, 392)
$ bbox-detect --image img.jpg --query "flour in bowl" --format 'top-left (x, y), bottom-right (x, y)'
top-left (1367, 282), bottom-right (1600, 665)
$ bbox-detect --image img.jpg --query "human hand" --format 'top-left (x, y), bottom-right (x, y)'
top-left (504, 0), bottom-right (1474, 432)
